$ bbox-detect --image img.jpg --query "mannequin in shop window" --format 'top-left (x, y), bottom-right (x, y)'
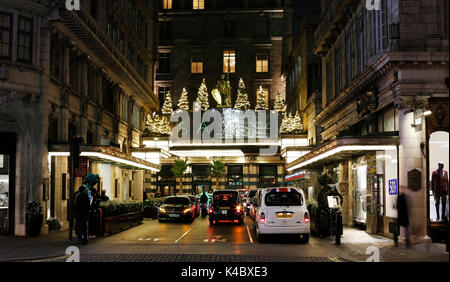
top-left (431, 162), bottom-right (449, 221)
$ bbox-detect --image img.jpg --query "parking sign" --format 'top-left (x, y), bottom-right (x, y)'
top-left (389, 179), bottom-right (398, 195)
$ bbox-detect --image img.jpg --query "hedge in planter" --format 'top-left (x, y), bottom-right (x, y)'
top-left (100, 200), bottom-right (143, 218)
top-left (26, 201), bottom-right (43, 237)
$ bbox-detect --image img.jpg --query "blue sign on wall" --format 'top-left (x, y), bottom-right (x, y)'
top-left (389, 179), bottom-right (398, 195)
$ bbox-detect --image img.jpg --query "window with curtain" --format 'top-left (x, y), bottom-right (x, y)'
top-left (17, 16), bottom-right (33, 64)
top-left (256, 53), bottom-right (269, 73)
top-left (193, 0), bottom-right (205, 9)
top-left (0, 12), bottom-right (12, 60)
top-left (162, 0), bottom-right (173, 9)
top-left (191, 56), bottom-right (203, 73)
top-left (133, 104), bottom-right (140, 130)
top-left (158, 51), bottom-right (171, 73)
top-left (223, 50), bottom-right (235, 73)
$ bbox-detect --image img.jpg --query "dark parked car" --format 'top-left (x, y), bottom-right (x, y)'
top-left (186, 195), bottom-right (200, 217)
top-left (209, 190), bottom-right (244, 225)
top-left (158, 196), bottom-right (195, 223)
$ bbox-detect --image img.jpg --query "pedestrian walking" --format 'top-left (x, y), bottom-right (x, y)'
top-left (396, 193), bottom-right (410, 248)
top-left (74, 186), bottom-right (90, 244)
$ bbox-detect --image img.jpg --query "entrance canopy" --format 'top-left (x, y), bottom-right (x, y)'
top-left (286, 136), bottom-right (399, 172)
top-left (48, 145), bottom-right (161, 172)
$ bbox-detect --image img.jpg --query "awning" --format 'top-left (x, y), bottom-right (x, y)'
top-left (286, 136), bottom-right (399, 172)
top-left (48, 145), bottom-right (160, 172)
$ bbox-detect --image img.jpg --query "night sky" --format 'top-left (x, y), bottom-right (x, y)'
top-left (292, 1), bottom-right (321, 35)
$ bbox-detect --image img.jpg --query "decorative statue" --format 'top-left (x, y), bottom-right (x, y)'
top-left (211, 74), bottom-right (231, 108)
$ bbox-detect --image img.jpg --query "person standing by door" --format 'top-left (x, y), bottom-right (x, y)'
top-left (74, 186), bottom-right (90, 244)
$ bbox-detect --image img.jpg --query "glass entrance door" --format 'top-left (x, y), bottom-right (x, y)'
top-left (0, 155), bottom-right (10, 233)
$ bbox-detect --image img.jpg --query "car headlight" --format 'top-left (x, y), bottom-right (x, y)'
top-left (159, 207), bottom-right (166, 213)
top-left (183, 208), bottom-right (192, 214)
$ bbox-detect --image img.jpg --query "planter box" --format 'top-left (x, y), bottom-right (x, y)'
top-left (100, 211), bottom-right (143, 236)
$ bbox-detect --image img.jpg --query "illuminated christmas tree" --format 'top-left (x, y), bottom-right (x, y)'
top-left (292, 111), bottom-right (303, 133)
top-left (255, 85), bottom-right (268, 111)
top-left (273, 90), bottom-right (286, 113)
top-left (162, 91), bottom-right (173, 115)
top-left (195, 79), bottom-right (209, 112)
top-left (286, 112), bottom-right (295, 133)
top-left (280, 113), bottom-right (290, 134)
top-left (177, 87), bottom-right (190, 112)
top-left (145, 113), bottom-right (171, 135)
top-left (234, 78), bottom-right (251, 111)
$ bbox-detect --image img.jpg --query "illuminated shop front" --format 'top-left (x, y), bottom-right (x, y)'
top-left (287, 137), bottom-right (399, 236)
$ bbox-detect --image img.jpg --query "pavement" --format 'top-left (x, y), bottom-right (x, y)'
top-left (0, 217), bottom-right (448, 262)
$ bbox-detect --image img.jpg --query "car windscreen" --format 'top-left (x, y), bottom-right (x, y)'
top-left (165, 197), bottom-right (190, 205)
top-left (264, 191), bottom-right (303, 206)
top-left (213, 192), bottom-right (238, 203)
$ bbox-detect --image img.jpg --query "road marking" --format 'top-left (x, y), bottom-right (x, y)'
top-left (245, 223), bottom-right (254, 244)
top-left (329, 257), bottom-right (342, 262)
top-left (174, 220), bottom-right (202, 243)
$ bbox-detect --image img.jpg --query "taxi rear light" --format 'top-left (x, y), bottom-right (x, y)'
top-left (259, 212), bottom-right (265, 223)
top-left (209, 208), bottom-right (213, 214)
top-left (304, 212), bottom-right (310, 223)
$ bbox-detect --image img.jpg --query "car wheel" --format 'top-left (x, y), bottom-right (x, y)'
top-left (300, 234), bottom-right (309, 244)
top-left (209, 219), bottom-right (214, 225)
top-left (237, 218), bottom-right (243, 225)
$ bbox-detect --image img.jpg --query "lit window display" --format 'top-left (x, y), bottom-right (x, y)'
top-left (429, 131), bottom-right (449, 222)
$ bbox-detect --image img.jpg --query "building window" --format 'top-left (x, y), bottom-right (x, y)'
top-left (193, 0), bottom-right (205, 10)
top-left (17, 16), bottom-right (33, 64)
top-left (119, 32), bottom-right (125, 53)
top-left (224, 20), bottom-right (235, 38)
top-left (256, 53), bottom-right (269, 73)
top-left (334, 44), bottom-right (341, 97)
top-left (191, 56), bottom-right (203, 73)
top-left (0, 12), bottom-right (12, 60)
top-left (158, 51), bottom-right (171, 73)
top-left (326, 54), bottom-right (332, 105)
top-left (127, 44), bottom-right (135, 66)
top-left (162, 0), bottom-right (172, 9)
top-left (90, 0), bottom-right (98, 20)
top-left (122, 95), bottom-right (129, 122)
top-left (223, 50), bottom-right (235, 73)
top-left (381, 0), bottom-right (388, 49)
top-left (133, 104), bottom-right (141, 130)
top-left (159, 21), bottom-right (171, 40)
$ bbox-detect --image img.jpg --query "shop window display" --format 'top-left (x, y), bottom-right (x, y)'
top-left (0, 155), bottom-right (9, 233)
top-left (429, 131), bottom-right (449, 222)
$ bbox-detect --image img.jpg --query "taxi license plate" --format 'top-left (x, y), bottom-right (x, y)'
top-left (221, 210), bottom-right (227, 215)
top-left (276, 213), bottom-right (293, 219)
top-left (169, 214), bottom-right (180, 218)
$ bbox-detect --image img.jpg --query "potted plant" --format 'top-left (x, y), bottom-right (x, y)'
top-left (210, 160), bottom-right (225, 190)
top-left (26, 201), bottom-right (43, 237)
top-left (171, 159), bottom-right (188, 195)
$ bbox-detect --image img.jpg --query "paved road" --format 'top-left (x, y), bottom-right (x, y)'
top-left (0, 215), bottom-right (447, 262)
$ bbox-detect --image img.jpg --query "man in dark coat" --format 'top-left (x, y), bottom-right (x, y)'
top-left (74, 186), bottom-right (90, 244)
top-left (396, 193), bottom-right (410, 248)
